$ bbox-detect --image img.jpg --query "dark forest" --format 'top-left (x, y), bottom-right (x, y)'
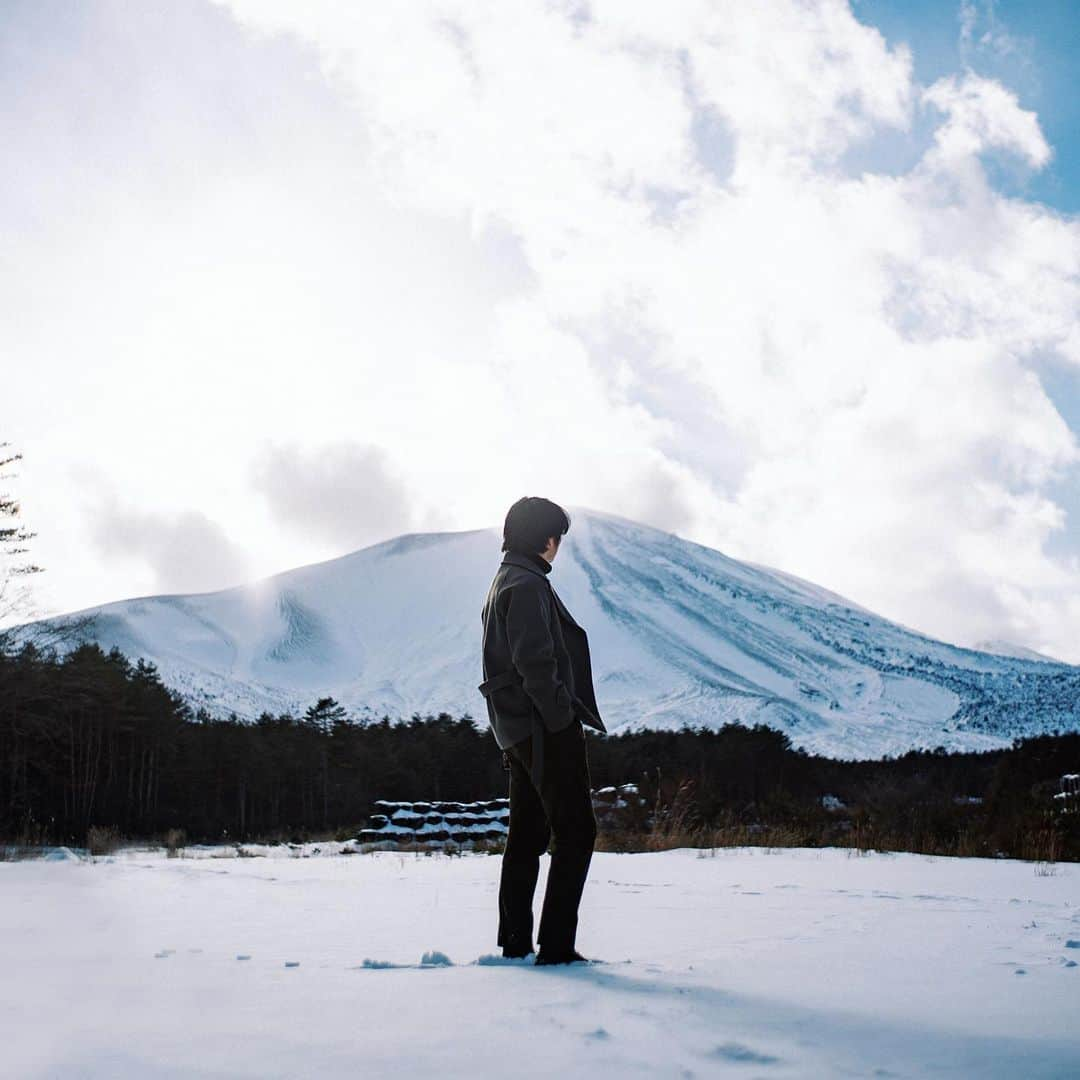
top-left (2, 641), bottom-right (1077, 860)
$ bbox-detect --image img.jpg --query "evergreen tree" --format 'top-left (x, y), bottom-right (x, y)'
top-left (0, 442), bottom-right (91, 654)
top-left (0, 442), bottom-right (42, 647)
top-left (303, 697), bottom-right (347, 734)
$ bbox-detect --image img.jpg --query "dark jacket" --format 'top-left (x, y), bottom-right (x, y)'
top-left (478, 551), bottom-right (606, 753)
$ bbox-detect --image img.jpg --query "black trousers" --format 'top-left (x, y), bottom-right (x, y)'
top-left (497, 718), bottom-right (598, 958)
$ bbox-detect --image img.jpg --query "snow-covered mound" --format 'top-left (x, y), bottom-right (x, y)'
top-left (358, 800), bottom-right (510, 845)
top-left (20, 508), bottom-right (1080, 758)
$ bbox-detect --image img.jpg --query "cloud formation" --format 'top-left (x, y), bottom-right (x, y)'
top-left (3, 1), bottom-right (1079, 661)
top-left (90, 496), bottom-right (249, 597)
top-left (250, 441), bottom-right (416, 548)
top-left (214, 0), bottom-right (1080, 657)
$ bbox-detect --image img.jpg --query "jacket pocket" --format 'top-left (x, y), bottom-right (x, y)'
top-left (478, 669), bottom-right (521, 697)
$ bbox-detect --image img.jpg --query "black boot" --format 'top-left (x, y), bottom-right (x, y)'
top-left (534, 949), bottom-right (591, 966)
top-left (502, 942), bottom-right (535, 959)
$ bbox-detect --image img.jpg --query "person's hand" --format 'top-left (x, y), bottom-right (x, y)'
top-left (547, 714), bottom-right (583, 740)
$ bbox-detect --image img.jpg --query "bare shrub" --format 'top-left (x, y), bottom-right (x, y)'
top-left (87, 825), bottom-right (122, 856)
top-left (642, 779), bottom-right (702, 851)
top-left (1024, 829), bottom-right (1061, 865)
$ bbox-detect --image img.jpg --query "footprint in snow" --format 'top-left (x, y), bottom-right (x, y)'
top-left (358, 953), bottom-right (617, 971)
top-left (420, 950), bottom-right (452, 967)
top-left (709, 1042), bottom-right (780, 1065)
top-left (358, 951), bottom-right (454, 970)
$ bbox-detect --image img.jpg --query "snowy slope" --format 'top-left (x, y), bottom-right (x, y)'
top-left (22, 508), bottom-right (1080, 758)
top-left (974, 639), bottom-right (1062, 664)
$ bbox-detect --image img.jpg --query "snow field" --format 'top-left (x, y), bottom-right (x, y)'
top-left (2, 846), bottom-right (1078, 1078)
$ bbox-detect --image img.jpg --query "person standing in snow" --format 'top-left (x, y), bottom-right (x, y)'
top-left (478, 497), bottom-right (607, 965)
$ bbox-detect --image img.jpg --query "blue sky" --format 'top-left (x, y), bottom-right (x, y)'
top-left (857, 0), bottom-right (1080, 211)
top-left (861, 2), bottom-right (1080, 569)
top-left (851, 0), bottom-right (1080, 562)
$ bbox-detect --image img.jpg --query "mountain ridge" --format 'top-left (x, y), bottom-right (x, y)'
top-left (19, 508), bottom-right (1080, 759)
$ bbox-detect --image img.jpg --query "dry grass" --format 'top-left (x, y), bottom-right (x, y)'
top-left (87, 825), bottom-right (122, 856)
top-left (596, 817), bottom-right (1073, 863)
top-left (596, 823), bottom-right (813, 854)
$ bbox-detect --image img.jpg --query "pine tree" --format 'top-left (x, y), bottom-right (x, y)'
top-left (302, 697), bottom-right (348, 827)
top-left (0, 443), bottom-right (42, 648)
top-left (303, 696), bottom-right (347, 735)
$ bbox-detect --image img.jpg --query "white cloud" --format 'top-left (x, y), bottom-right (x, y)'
top-left (250, 441), bottom-right (417, 547)
top-left (923, 72), bottom-right (1050, 168)
top-left (212, 0), bottom-right (1080, 659)
top-left (959, 0), bottom-right (1033, 70)
top-left (89, 493), bottom-right (250, 596)
top-left (4, 1), bottom-right (1079, 662)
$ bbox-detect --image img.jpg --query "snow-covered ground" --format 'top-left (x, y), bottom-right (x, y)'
top-left (3, 845), bottom-right (1078, 1078)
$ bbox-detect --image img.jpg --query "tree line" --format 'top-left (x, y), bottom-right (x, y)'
top-left (1, 640), bottom-right (1077, 860)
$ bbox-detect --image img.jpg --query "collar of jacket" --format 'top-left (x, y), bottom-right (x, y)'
top-left (501, 551), bottom-right (552, 578)
top-left (501, 551), bottom-right (583, 631)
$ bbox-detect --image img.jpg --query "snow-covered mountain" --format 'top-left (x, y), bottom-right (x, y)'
top-left (22, 509), bottom-right (1080, 758)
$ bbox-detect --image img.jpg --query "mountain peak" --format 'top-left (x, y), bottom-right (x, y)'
top-left (22, 513), bottom-right (1080, 760)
